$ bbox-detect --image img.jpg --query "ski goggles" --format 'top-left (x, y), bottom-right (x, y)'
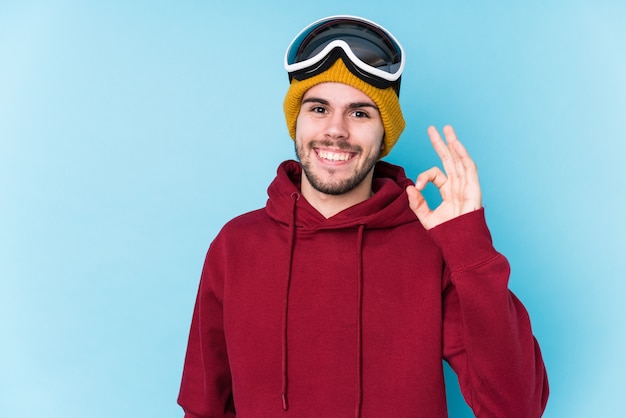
top-left (284, 15), bottom-right (405, 93)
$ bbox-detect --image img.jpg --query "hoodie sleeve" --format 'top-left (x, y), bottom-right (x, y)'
top-left (428, 208), bottom-right (549, 418)
top-left (178, 240), bottom-right (236, 418)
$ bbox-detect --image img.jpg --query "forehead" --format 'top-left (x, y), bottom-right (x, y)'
top-left (302, 82), bottom-right (376, 106)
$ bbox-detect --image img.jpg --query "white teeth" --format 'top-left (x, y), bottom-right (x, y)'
top-left (318, 150), bottom-right (351, 161)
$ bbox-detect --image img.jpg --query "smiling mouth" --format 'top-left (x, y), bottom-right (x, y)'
top-left (316, 149), bottom-right (355, 162)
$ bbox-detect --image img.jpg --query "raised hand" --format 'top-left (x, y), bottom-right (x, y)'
top-left (406, 125), bottom-right (482, 230)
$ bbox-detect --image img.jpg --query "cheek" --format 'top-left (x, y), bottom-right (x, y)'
top-left (362, 126), bottom-right (385, 152)
top-left (357, 119), bottom-right (384, 144)
top-left (377, 124), bottom-right (385, 142)
top-left (295, 114), bottom-right (311, 139)
top-left (375, 124), bottom-right (385, 152)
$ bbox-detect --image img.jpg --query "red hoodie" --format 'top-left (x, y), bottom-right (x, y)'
top-left (178, 160), bottom-right (549, 417)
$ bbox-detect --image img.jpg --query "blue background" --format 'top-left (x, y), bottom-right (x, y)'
top-left (1, 1), bottom-right (624, 417)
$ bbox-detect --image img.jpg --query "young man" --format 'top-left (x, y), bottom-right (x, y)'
top-left (178, 16), bottom-right (549, 418)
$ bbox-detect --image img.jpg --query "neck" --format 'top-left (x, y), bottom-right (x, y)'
top-left (300, 172), bottom-right (374, 219)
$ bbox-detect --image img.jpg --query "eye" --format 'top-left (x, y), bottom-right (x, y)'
top-left (352, 110), bottom-right (369, 118)
top-left (304, 105), bottom-right (328, 115)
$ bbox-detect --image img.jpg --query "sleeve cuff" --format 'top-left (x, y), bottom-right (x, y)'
top-left (427, 208), bottom-right (499, 272)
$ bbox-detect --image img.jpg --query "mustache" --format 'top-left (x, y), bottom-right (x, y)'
top-left (310, 140), bottom-right (363, 153)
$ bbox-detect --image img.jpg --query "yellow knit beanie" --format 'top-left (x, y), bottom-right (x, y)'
top-left (283, 59), bottom-right (405, 159)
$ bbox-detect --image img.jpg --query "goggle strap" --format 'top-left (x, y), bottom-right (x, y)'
top-left (288, 50), bottom-right (401, 95)
top-left (286, 39), bottom-right (402, 82)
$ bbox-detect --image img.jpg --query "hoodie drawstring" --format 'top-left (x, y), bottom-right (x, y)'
top-left (281, 195), bottom-right (366, 417)
top-left (282, 192), bottom-right (299, 411)
top-left (355, 224), bottom-right (365, 418)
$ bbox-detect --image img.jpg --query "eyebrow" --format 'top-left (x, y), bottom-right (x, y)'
top-left (302, 97), bottom-right (329, 106)
top-left (301, 97), bottom-right (379, 110)
top-left (349, 102), bottom-right (379, 110)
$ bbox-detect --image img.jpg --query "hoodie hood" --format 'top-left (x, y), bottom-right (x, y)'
top-left (265, 160), bottom-right (418, 230)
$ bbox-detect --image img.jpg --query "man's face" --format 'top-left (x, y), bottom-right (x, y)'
top-left (295, 82), bottom-right (385, 196)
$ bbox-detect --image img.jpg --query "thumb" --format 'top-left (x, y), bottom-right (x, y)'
top-left (406, 185), bottom-right (431, 220)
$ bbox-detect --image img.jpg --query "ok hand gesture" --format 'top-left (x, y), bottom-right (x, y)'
top-left (406, 125), bottom-right (482, 230)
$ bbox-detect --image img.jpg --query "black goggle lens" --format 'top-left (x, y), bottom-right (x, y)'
top-left (294, 20), bottom-right (402, 70)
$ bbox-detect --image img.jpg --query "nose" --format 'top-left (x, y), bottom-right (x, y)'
top-left (324, 111), bottom-right (349, 140)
